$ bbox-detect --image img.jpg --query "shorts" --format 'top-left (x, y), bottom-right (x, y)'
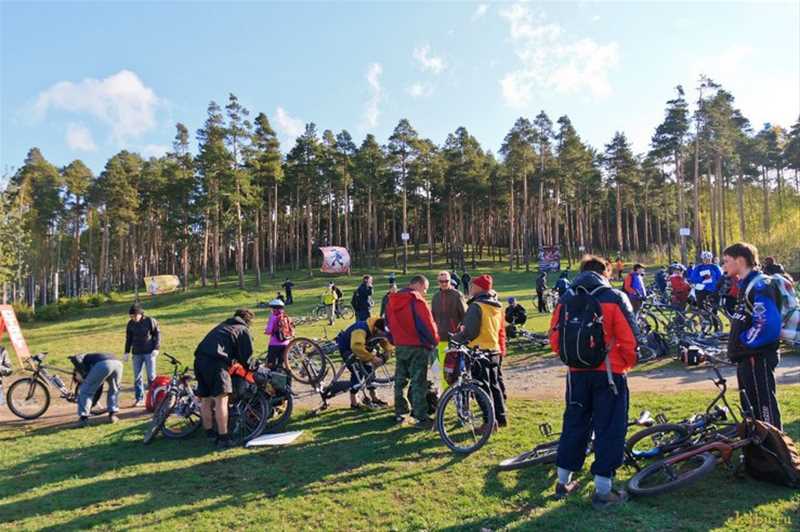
top-left (193, 356), bottom-right (232, 398)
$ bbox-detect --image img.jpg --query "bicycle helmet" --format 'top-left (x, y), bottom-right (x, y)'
top-left (268, 298), bottom-right (285, 308)
top-left (701, 250), bottom-right (713, 261)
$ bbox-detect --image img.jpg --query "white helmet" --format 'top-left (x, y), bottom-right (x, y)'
top-left (268, 298), bottom-right (285, 308)
top-left (701, 251), bottom-right (713, 261)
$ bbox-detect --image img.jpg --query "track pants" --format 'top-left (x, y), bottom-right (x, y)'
top-left (470, 354), bottom-right (507, 425)
top-left (736, 353), bottom-right (781, 430)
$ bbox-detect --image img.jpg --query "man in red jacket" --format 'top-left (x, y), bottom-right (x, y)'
top-left (549, 255), bottom-right (638, 510)
top-left (386, 275), bottom-right (440, 429)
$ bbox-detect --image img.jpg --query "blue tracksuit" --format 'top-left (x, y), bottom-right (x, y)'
top-left (689, 263), bottom-right (723, 294)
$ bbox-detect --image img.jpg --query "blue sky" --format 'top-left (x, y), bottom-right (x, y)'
top-left (1, 1), bottom-right (798, 176)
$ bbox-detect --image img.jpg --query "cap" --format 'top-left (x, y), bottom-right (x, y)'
top-left (472, 274), bottom-right (492, 291)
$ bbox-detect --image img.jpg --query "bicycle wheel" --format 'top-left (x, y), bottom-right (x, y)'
top-left (339, 305), bottom-right (354, 320)
top-left (283, 338), bottom-right (328, 385)
top-left (312, 305), bottom-right (328, 321)
top-left (625, 424), bottom-right (690, 466)
top-left (498, 440), bottom-right (559, 471)
top-left (162, 389), bottom-right (202, 439)
top-left (144, 390), bottom-right (176, 444)
top-left (436, 382), bottom-right (495, 454)
top-left (228, 390), bottom-right (269, 445)
top-left (627, 451), bottom-right (717, 497)
top-left (7, 378), bottom-right (51, 420)
top-left (264, 392), bottom-right (293, 433)
top-left (370, 362), bottom-right (395, 385)
top-left (638, 311), bottom-right (660, 335)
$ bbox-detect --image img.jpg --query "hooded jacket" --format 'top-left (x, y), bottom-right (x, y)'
top-left (431, 287), bottom-right (467, 341)
top-left (336, 317), bottom-right (396, 363)
top-left (385, 288), bottom-right (440, 349)
top-left (452, 291), bottom-right (506, 355)
top-left (549, 271), bottom-right (639, 374)
top-left (194, 316), bottom-right (254, 366)
top-left (727, 270), bottom-right (782, 362)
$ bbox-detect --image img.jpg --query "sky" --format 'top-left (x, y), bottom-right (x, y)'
top-left (1, 1), bottom-right (798, 176)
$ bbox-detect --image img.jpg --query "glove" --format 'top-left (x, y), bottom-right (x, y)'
top-left (694, 284), bottom-right (705, 291)
top-left (152, 350), bottom-right (159, 357)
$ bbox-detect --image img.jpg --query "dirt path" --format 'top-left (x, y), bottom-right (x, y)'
top-left (3, 356), bottom-right (799, 430)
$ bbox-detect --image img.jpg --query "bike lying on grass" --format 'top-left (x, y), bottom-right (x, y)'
top-left (6, 352), bottom-right (79, 420)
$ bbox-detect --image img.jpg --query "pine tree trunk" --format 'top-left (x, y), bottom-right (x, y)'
top-left (509, 172), bottom-right (515, 271)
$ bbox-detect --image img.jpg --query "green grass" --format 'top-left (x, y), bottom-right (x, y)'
top-left (1, 389), bottom-right (798, 531)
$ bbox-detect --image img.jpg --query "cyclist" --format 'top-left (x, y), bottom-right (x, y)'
top-left (321, 283), bottom-right (338, 325)
top-left (69, 353), bottom-right (123, 427)
top-left (504, 297), bottom-right (527, 338)
top-left (654, 266), bottom-right (668, 298)
top-left (548, 255), bottom-right (638, 509)
top-left (353, 275), bottom-right (374, 321)
top-left (432, 271), bottom-right (467, 392)
top-left (124, 303), bottom-right (160, 408)
top-left (723, 243), bottom-right (783, 429)
top-left (615, 257), bottom-right (624, 281)
top-left (623, 264), bottom-right (647, 313)
top-left (281, 278), bottom-right (295, 305)
top-left (554, 271), bottom-right (571, 298)
top-left (451, 274), bottom-right (508, 429)
top-left (325, 317), bottom-right (394, 409)
top-left (669, 265), bottom-right (691, 309)
top-left (264, 299), bottom-right (292, 369)
top-left (193, 309), bottom-right (255, 448)
top-left (461, 270), bottom-right (471, 292)
top-left (689, 251), bottom-right (723, 309)
top-left (380, 282), bottom-right (398, 318)
top-left (764, 256), bottom-right (795, 284)
top-left (536, 271), bottom-right (547, 313)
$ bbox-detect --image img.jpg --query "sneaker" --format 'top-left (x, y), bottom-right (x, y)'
top-left (498, 419), bottom-right (509, 429)
top-left (108, 413), bottom-right (120, 424)
top-left (591, 488), bottom-right (629, 510)
top-left (216, 436), bottom-right (236, 450)
top-left (410, 417), bottom-right (434, 430)
top-left (554, 480), bottom-right (580, 500)
top-left (393, 414), bottom-right (406, 424)
top-left (75, 416), bottom-right (90, 429)
top-left (370, 398), bottom-right (388, 407)
top-left (132, 400), bottom-right (144, 408)
top-left (205, 429), bottom-right (218, 442)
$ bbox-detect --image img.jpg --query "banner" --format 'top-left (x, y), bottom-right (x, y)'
top-left (538, 246), bottom-right (561, 272)
top-left (319, 246), bottom-right (351, 274)
top-left (0, 305), bottom-right (31, 368)
top-left (143, 275), bottom-right (181, 295)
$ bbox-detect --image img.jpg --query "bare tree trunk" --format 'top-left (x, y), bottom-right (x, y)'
top-left (509, 172), bottom-right (515, 271)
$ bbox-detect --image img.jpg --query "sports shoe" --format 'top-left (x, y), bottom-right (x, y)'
top-left (410, 417), bottom-right (434, 430)
top-left (393, 414), bottom-right (406, 424)
top-left (108, 413), bottom-right (120, 424)
top-left (206, 429), bottom-right (218, 442)
top-left (591, 488), bottom-right (629, 510)
top-left (554, 480), bottom-right (580, 500)
top-left (75, 416), bottom-right (90, 429)
top-left (132, 400), bottom-right (144, 408)
top-left (216, 435), bottom-right (236, 450)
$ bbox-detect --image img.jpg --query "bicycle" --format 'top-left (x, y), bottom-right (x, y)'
top-left (312, 302), bottom-right (354, 322)
top-left (143, 353), bottom-right (202, 444)
top-left (497, 411), bottom-right (663, 471)
top-left (6, 352), bottom-right (79, 420)
top-left (544, 289), bottom-right (559, 312)
top-left (435, 342), bottom-right (497, 454)
top-left (626, 356), bottom-right (752, 497)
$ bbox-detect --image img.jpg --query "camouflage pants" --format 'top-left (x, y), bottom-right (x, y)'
top-left (394, 346), bottom-right (433, 420)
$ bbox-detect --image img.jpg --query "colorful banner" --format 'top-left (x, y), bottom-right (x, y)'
top-left (319, 246), bottom-right (351, 274)
top-left (143, 275), bottom-right (181, 295)
top-left (0, 305), bottom-right (31, 368)
top-left (538, 246), bottom-right (561, 272)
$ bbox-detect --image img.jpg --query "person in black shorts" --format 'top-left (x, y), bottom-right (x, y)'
top-left (194, 309), bottom-right (255, 448)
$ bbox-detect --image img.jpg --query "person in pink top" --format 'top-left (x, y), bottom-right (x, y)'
top-left (264, 299), bottom-right (292, 369)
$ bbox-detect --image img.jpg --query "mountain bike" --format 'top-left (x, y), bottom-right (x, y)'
top-left (311, 302), bottom-right (354, 321)
top-left (544, 289), bottom-right (559, 312)
top-left (435, 342), bottom-right (497, 454)
top-left (497, 411), bottom-right (663, 471)
top-left (143, 353), bottom-right (202, 444)
top-left (6, 352), bottom-right (79, 420)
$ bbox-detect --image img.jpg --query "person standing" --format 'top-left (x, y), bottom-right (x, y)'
top-left (386, 275), bottom-right (440, 429)
top-left (549, 256), bottom-right (638, 509)
top-left (723, 243), bottom-right (783, 429)
top-left (450, 270), bottom-right (461, 291)
top-left (689, 251), bottom-right (723, 309)
top-left (194, 309), bottom-right (255, 449)
top-left (623, 264), bottom-right (647, 313)
top-left (69, 353), bottom-right (123, 427)
top-left (536, 271), bottom-right (547, 313)
top-left (332, 283), bottom-right (344, 318)
top-left (615, 257), bottom-right (624, 282)
top-left (461, 270), bottom-right (471, 293)
top-left (353, 275), bottom-right (375, 321)
top-left (388, 272), bottom-right (397, 287)
top-left (264, 299), bottom-right (292, 369)
top-left (554, 271), bottom-right (571, 298)
top-left (281, 278), bottom-right (295, 305)
top-left (124, 303), bottom-right (161, 408)
top-left (452, 274), bottom-right (508, 428)
top-left (380, 283), bottom-right (398, 318)
top-left (431, 271), bottom-right (467, 391)
top-left (321, 283), bottom-right (338, 325)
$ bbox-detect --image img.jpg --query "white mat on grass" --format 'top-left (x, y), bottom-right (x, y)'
top-left (245, 431), bottom-right (304, 447)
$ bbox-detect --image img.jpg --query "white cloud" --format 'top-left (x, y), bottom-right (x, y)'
top-left (34, 70), bottom-right (160, 141)
top-left (406, 82), bottom-right (434, 98)
top-left (65, 123), bottom-right (96, 151)
top-left (362, 63), bottom-right (383, 129)
top-left (140, 144), bottom-right (169, 159)
top-left (413, 44), bottom-right (446, 75)
top-left (472, 4), bottom-right (489, 20)
top-left (499, 3), bottom-right (619, 108)
top-left (275, 106), bottom-right (305, 147)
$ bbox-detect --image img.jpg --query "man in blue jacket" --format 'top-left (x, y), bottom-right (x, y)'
top-left (723, 243), bottom-right (783, 429)
top-left (689, 251), bottom-right (722, 309)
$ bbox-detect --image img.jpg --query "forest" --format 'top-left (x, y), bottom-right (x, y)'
top-left (1, 76), bottom-right (799, 308)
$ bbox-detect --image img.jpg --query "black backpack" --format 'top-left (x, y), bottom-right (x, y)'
top-left (557, 285), bottom-right (608, 369)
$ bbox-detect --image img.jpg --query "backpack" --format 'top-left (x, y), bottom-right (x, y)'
top-left (744, 273), bottom-right (800, 346)
top-left (557, 285), bottom-right (608, 369)
top-left (742, 420), bottom-right (800, 488)
top-left (146, 375), bottom-right (172, 412)
top-left (275, 314), bottom-right (295, 342)
top-left (639, 331), bottom-right (669, 363)
top-left (0, 347), bottom-right (12, 377)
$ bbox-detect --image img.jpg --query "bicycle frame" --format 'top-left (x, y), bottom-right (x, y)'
top-left (26, 354), bottom-right (77, 401)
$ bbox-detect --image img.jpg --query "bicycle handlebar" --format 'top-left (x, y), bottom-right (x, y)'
top-left (162, 352), bottom-right (181, 366)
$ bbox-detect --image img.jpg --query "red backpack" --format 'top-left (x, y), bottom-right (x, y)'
top-left (275, 314), bottom-right (295, 342)
top-left (146, 375), bottom-right (172, 412)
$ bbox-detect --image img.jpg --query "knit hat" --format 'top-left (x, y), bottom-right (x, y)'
top-left (129, 303), bottom-right (143, 315)
top-left (472, 274), bottom-right (492, 291)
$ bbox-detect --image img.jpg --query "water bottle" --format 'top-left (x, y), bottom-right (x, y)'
top-left (50, 374), bottom-right (66, 391)
top-left (0, 384), bottom-right (5, 406)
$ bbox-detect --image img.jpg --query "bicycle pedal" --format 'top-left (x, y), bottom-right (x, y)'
top-left (655, 414), bottom-right (668, 424)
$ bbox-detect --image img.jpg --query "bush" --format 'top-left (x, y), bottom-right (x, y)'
top-left (12, 303), bottom-right (35, 323)
top-left (36, 304), bottom-right (62, 321)
top-left (87, 294), bottom-right (107, 307)
top-left (57, 297), bottom-right (78, 313)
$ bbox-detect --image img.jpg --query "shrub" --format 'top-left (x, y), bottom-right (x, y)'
top-left (87, 294), bottom-right (107, 307)
top-left (12, 303), bottom-right (35, 323)
top-left (36, 304), bottom-right (62, 322)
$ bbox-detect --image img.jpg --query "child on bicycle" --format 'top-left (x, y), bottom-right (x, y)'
top-left (264, 299), bottom-right (293, 369)
top-left (327, 317), bottom-right (394, 409)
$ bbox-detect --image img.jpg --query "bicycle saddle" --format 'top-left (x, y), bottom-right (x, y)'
top-left (636, 410), bottom-right (655, 426)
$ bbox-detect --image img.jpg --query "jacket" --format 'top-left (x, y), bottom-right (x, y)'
top-left (670, 274), bottom-right (690, 305)
top-left (554, 277), bottom-right (571, 297)
top-left (461, 273), bottom-right (471, 291)
top-left (354, 283), bottom-right (374, 311)
top-left (194, 316), bottom-right (254, 366)
top-left (623, 272), bottom-right (647, 301)
top-left (727, 270), bottom-right (782, 362)
top-left (336, 317), bottom-right (396, 364)
top-left (69, 353), bottom-right (118, 377)
top-left (380, 291), bottom-right (393, 317)
top-left (654, 270), bottom-right (668, 291)
top-left (124, 316), bottom-right (160, 354)
top-left (385, 288), bottom-right (440, 349)
top-left (265, 311), bottom-right (291, 347)
top-left (452, 291), bottom-right (506, 355)
top-left (431, 288), bottom-right (467, 341)
top-left (536, 274), bottom-right (546, 292)
top-left (322, 289), bottom-right (337, 305)
top-left (505, 304), bottom-right (527, 326)
top-left (689, 263), bottom-right (723, 293)
top-left (549, 271), bottom-right (639, 374)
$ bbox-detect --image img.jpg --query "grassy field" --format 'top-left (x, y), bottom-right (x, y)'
top-left (2, 265), bottom-right (799, 531)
